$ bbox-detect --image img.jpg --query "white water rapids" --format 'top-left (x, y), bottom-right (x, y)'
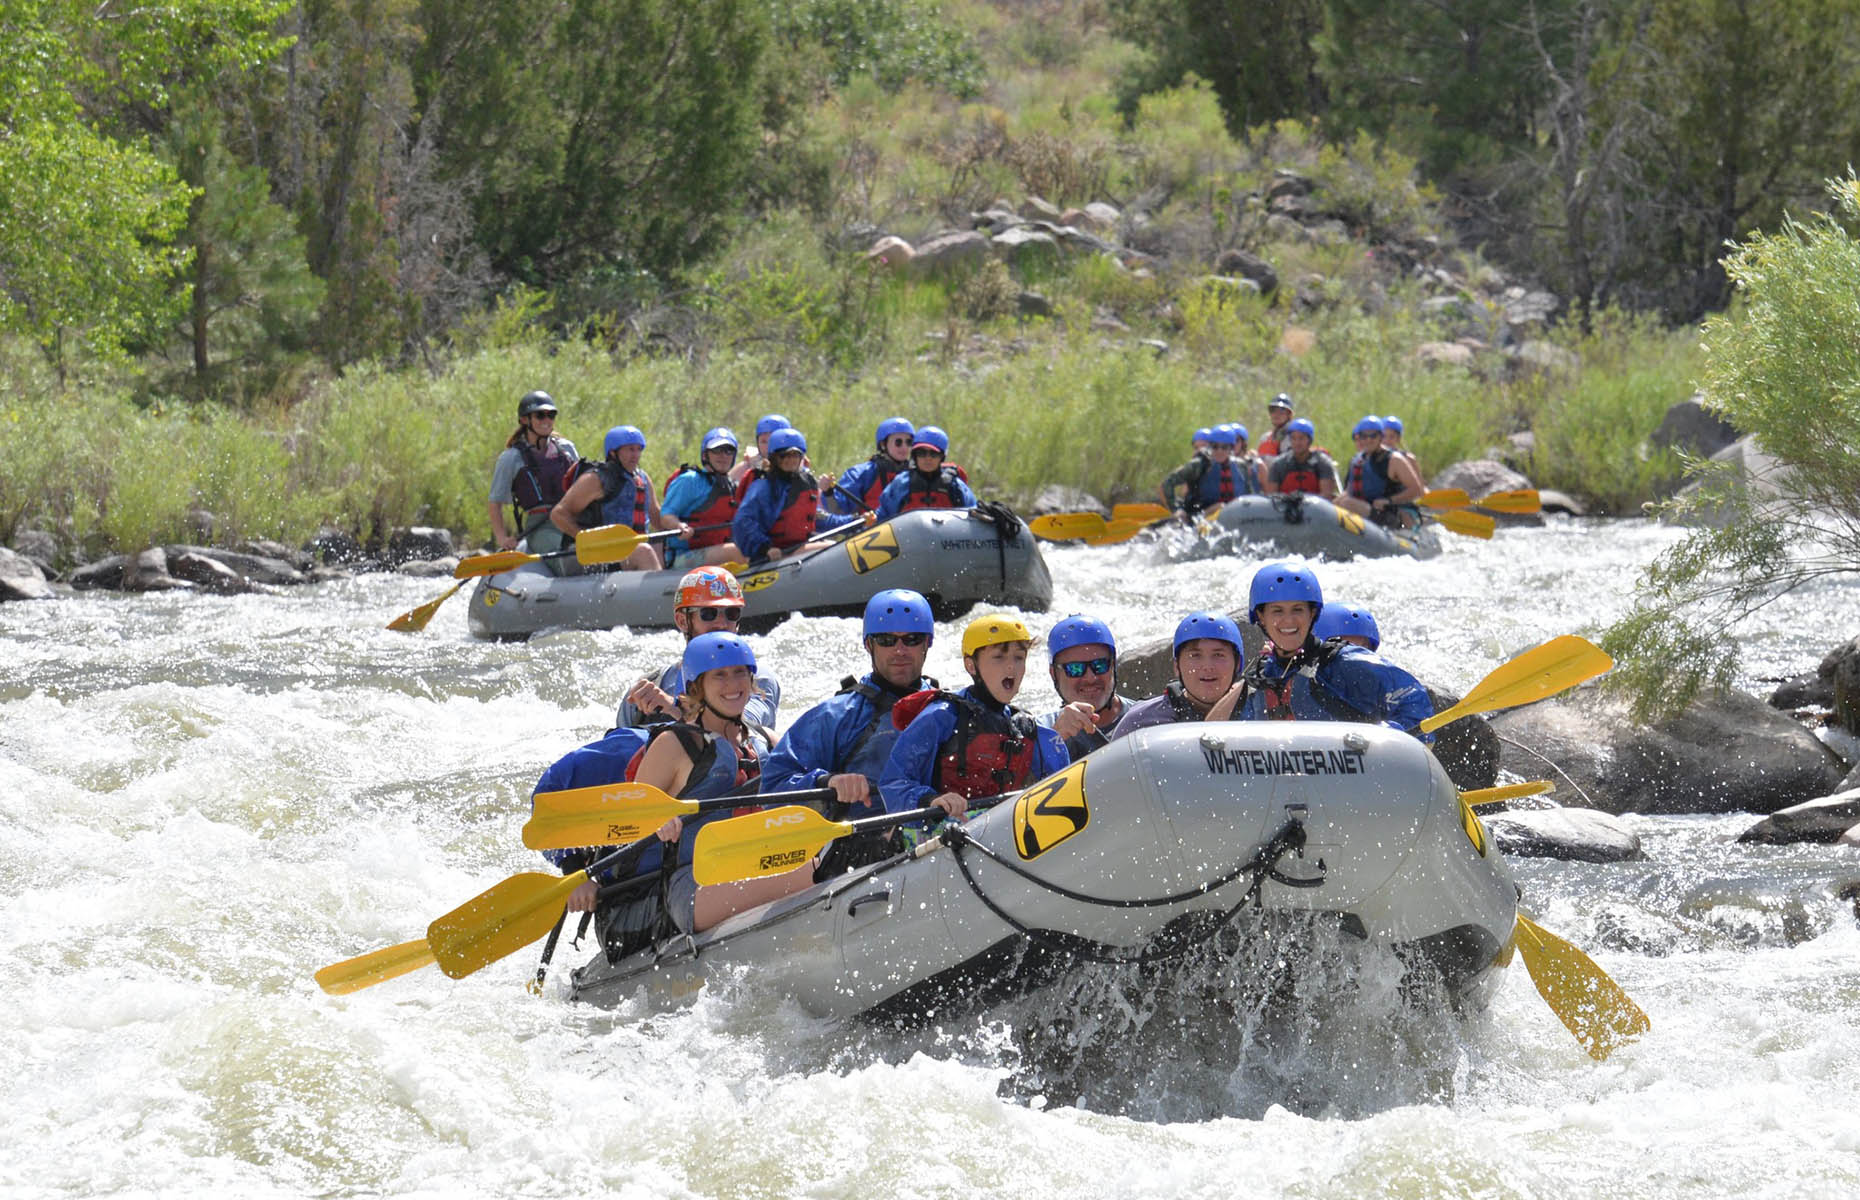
top-left (3, 517), bottom-right (1859, 1198)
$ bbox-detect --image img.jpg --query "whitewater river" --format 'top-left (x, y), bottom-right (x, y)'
top-left (4, 518), bottom-right (1859, 1198)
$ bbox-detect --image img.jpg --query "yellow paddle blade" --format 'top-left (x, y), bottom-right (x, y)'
top-left (574, 523), bottom-right (648, 564)
top-left (315, 938), bottom-right (436, 995)
top-left (1435, 508), bottom-right (1497, 539)
top-left (1081, 518), bottom-right (1152, 546)
top-left (522, 781), bottom-right (695, 850)
top-left (693, 806), bottom-right (841, 886)
top-left (1112, 503), bottom-right (1172, 522)
top-left (1030, 513), bottom-right (1111, 541)
top-left (453, 550), bottom-right (537, 579)
top-left (1474, 488), bottom-right (1542, 514)
top-left (426, 870), bottom-right (586, 979)
top-left (1419, 488), bottom-right (1473, 509)
top-left (1462, 780), bottom-right (1556, 812)
top-left (1419, 635), bottom-right (1613, 733)
top-left (1513, 914), bottom-right (1650, 1060)
top-left (386, 580), bottom-right (466, 633)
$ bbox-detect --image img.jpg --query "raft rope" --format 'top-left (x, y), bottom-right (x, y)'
top-left (1493, 732), bottom-right (1599, 809)
top-left (935, 817), bottom-right (1322, 966)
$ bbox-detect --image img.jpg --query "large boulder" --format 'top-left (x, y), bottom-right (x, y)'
top-left (0, 546), bottom-right (52, 601)
top-left (991, 226), bottom-right (1060, 267)
top-left (908, 231), bottom-right (991, 275)
top-left (164, 544), bottom-right (307, 586)
top-left (69, 555), bottom-right (128, 591)
top-left (1670, 435), bottom-right (1796, 527)
top-left (1484, 806), bottom-right (1644, 862)
top-left (1823, 636), bottom-right (1860, 733)
top-left (1651, 394), bottom-right (1741, 458)
top-left (1736, 789), bottom-right (1860, 845)
top-left (168, 550), bottom-right (254, 594)
top-left (1432, 459), bottom-right (1533, 498)
top-left (1490, 689), bottom-right (1846, 815)
top-left (123, 547), bottom-right (192, 593)
top-left (387, 526), bottom-right (454, 565)
top-left (9, 529), bottom-right (59, 576)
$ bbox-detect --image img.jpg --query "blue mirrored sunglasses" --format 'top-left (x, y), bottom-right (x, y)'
top-left (1059, 657), bottom-right (1113, 678)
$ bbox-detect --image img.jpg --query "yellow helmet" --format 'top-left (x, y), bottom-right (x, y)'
top-left (961, 614), bottom-right (1034, 657)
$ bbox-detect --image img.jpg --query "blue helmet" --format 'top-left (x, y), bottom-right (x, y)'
top-left (767, 427), bottom-right (807, 456)
top-left (701, 426), bottom-right (738, 452)
top-left (1352, 415), bottom-right (1385, 438)
top-left (912, 425), bottom-right (949, 455)
top-left (1248, 560), bottom-right (1324, 624)
top-left (1231, 423), bottom-right (1250, 445)
top-left (603, 425), bottom-right (646, 457)
top-left (1208, 424), bottom-right (1238, 448)
top-left (1381, 415), bottom-right (1404, 436)
top-left (756, 414), bottom-right (792, 438)
top-left (863, 588), bottom-right (934, 637)
top-left (1193, 426), bottom-right (1214, 445)
top-left (682, 631), bottom-right (757, 681)
top-left (876, 416), bottom-right (915, 448)
top-left (1172, 611), bottom-right (1244, 663)
top-left (1047, 614), bottom-right (1117, 659)
top-left (1313, 604), bottom-right (1380, 650)
top-left (1286, 417), bottom-right (1316, 440)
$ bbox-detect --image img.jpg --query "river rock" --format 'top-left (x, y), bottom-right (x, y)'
top-left (396, 557), bottom-right (459, 577)
top-left (1484, 806), bottom-right (1644, 862)
top-left (306, 527), bottom-right (368, 566)
top-left (1490, 689), bottom-right (1846, 814)
top-left (1736, 789), bottom-right (1860, 845)
top-left (1670, 435), bottom-right (1796, 527)
top-left (387, 526), bottom-right (454, 565)
top-left (10, 529), bottom-right (59, 576)
top-left (1771, 671), bottom-right (1836, 710)
top-left (164, 545), bottom-right (307, 586)
top-left (1536, 488), bottom-right (1585, 516)
top-left (1213, 248), bottom-right (1279, 296)
top-left (1023, 195), bottom-right (1062, 221)
top-left (168, 551), bottom-right (253, 594)
top-left (866, 235), bottom-right (914, 268)
top-left (238, 539), bottom-right (310, 569)
top-left (124, 547), bottom-right (192, 592)
top-left (1413, 341), bottom-right (1475, 369)
top-left (1652, 394), bottom-right (1741, 458)
top-left (1028, 485), bottom-right (1105, 518)
top-left (992, 226), bottom-right (1060, 266)
top-left (0, 547), bottom-right (52, 601)
top-left (69, 555), bottom-right (127, 591)
top-left (909, 231), bottom-right (990, 275)
top-left (1823, 636), bottom-right (1860, 733)
top-left (1432, 459), bottom-right (1533, 498)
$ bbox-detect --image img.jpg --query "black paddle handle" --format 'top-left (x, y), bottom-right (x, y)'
top-left (691, 786), bottom-right (838, 817)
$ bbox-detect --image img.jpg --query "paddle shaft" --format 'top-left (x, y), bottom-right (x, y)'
top-left (693, 804), bottom-right (944, 885)
top-left (522, 785), bottom-right (840, 850)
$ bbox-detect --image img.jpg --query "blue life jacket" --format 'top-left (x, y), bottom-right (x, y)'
top-left (645, 722), bottom-right (772, 870)
top-left (1239, 639), bottom-right (1434, 741)
top-left (1192, 458), bottom-right (1249, 507)
top-left (598, 463), bottom-right (651, 531)
top-left (1345, 449), bottom-right (1394, 502)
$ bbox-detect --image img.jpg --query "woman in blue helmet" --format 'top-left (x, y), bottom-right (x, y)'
top-left (1238, 561), bottom-right (1432, 737)
top-left (550, 424), bottom-right (689, 570)
top-left (1110, 611), bottom-right (1249, 737)
top-left (659, 426), bottom-right (746, 568)
top-left (1038, 614), bottom-right (1132, 758)
top-left (633, 632), bottom-right (805, 934)
top-left (874, 425), bottom-right (976, 520)
top-left (1337, 415), bottom-right (1425, 529)
top-left (831, 416), bottom-right (917, 514)
top-left (731, 428), bottom-right (867, 563)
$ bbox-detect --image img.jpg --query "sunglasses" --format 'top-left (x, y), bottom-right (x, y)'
top-left (870, 632), bottom-right (928, 647)
top-left (1353, 432), bottom-right (1380, 440)
top-left (682, 606), bottom-right (741, 623)
top-left (1058, 657), bottom-right (1114, 678)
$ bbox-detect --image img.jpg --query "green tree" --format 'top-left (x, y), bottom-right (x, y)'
top-left (0, 0), bottom-right (290, 371)
top-left (1604, 174), bottom-right (1860, 718)
top-left (1112, 0), bottom-right (1327, 136)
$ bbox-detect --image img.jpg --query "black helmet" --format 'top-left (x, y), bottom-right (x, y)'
top-left (1268, 392), bottom-right (1294, 411)
top-left (518, 390), bottom-right (558, 419)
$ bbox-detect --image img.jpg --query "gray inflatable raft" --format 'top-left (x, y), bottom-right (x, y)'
top-left (567, 723), bottom-right (1518, 1021)
top-left (466, 507), bottom-right (1053, 640)
top-left (1196, 494), bottom-right (1442, 561)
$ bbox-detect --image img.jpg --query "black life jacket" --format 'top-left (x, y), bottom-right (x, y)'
top-left (900, 465), bottom-right (966, 512)
top-left (893, 688), bottom-right (1039, 800)
top-left (664, 464), bottom-right (738, 547)
top-left (511, 436), bottom-right (580, 526)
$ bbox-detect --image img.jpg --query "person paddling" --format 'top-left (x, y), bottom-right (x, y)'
top-left (659, 426), bottom-right (746, 568)
top-left (732, 428), bottom-right (867, 564)
top-left (550, 425), bottom-right (688, 571)
top-left (880, 615), bottom-right (1068, 822)
top-left (1337, 415), bottom-right (1425, 529)
top-left (488, 390), bottom-right (578, 557)
top-left (831, 417), bottom-right (916, 515)
top-left (874, 425), bottom-right (976, 520)
top-left (1237, 561), bottom-right (1432, 737)
top-left (762, 589), bottom-right (939, 876)
top-left (1038, 614), bottom-right (1131, 759)
top-left (1109, 612), bottom-right (1248, 737)
top-left (617, 567), bottom-right (780, 731)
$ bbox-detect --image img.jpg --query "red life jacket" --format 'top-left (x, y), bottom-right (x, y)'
top-left (857, 454), bottom-right (906, 510)
top-left (664, 465), bottom-right (738, 548)
top-left (1276, 455), bottom-right (1323, 495)
top-left (732, 463), bottom-right (768, 506)
top-left (901, 465), bottom-right (965, 512)
top-left (892, 688), bottom-right (1039, 800)
top-left (766, 471), bottom-right (821, 551)
top-left (511, 436), bottom-right (579, 520)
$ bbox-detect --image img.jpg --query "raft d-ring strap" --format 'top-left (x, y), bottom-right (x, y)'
top-left (938, 818), bottom-right (1320, 966)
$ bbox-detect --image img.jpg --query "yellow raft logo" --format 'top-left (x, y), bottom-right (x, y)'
top-left (1014, 761), bottom-right (1089, 860)
top-left (844, 525), bottom-right (902, 574)
top-left (1459, 794), bottom-right (1488, 857)
top-left (739, 569), bottom-right (780, 593)
top-left (1335, 507), bottom-right (1366, 535)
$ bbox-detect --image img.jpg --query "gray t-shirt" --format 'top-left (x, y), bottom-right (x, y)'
top-left (489, 437), bottom-right (579, 503)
